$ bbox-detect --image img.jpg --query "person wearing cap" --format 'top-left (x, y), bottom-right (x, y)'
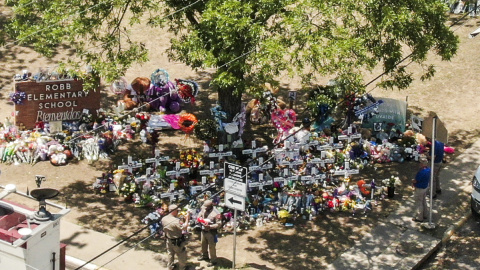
top-left (197, 199), bottom-right (221, 266)
top-left (162, 204), bottom-right (190, 270)
top-left (412, 158), bottom-right (431, 222)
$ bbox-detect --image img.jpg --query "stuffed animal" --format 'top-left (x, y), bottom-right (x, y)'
top-left (390, 146), bottom-right (404, 163)
top-left (119, 77), bottom-right (150, 110)
top-left (146, 81), bottom-right (182, 113)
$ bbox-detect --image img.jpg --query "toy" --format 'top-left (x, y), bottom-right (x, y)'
top-left (146, 81), bottom-right (182, 113)
top-left (119, 77), bottom-right (150, 110)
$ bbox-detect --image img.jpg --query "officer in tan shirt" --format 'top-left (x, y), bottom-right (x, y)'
top-left (162, 204), bottom-right (189, 270)
top-left (197, 200), bottom-right (221, 267)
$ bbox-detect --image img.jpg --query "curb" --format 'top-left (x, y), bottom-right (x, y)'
top-left (413, 211), bottom-right (472, 270)
top-left (65, 255), bottom-right (109, 270)
top-left (441, 210), bottom-right (472, 246)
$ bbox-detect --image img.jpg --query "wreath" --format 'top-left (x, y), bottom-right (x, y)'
top-left (194, 119), bottom-right (217, 141)
top-left (151, 69), bottom-right (169, 87)
top-left (175, 79), bottom-right (199, 104)
top-left (178, 113), bottom-right (198, 134)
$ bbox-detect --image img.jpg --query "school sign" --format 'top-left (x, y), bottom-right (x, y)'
top-left (14, 80), bottom-right (101, 129)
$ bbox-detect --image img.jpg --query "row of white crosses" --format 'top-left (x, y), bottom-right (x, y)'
top-left (243, 141), bottom-right (274, 191)
top-left (268, 125), bottom-right (362, 188)
top-left (188, 144), bottom-right (233, 193)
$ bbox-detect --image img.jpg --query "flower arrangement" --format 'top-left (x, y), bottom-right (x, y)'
top-left (382, 175), bottom-right (400, 187)
top-left (179, 149), bottom-right (204, 169)
top-left (119, 181), bottom-right (137, 197)
top-left (9, 91), bottom-right (26, 105)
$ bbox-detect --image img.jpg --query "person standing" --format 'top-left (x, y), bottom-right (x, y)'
top-left (432, 139), bottom-right (445, 196)
top-left (197, 200), bottom-right (221, 267)
top-left (412, 158), bottom-right (431, 222)
top-left (162, 204), bottom-right (190, 270)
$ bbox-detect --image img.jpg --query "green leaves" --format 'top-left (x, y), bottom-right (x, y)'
top-left (1, 0), bottom-right (458, 97)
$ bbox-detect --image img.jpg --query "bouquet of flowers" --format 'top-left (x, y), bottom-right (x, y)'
top-left (119, 181), bottom-right (137, 197)
top-left (179, 149), bottom-right (204, 169)
top-left (9, 91), bottom-right (26, 105)
top-left (382, 175), bottom-right (400, 187)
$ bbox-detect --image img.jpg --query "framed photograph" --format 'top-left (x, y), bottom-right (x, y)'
top-left (288, 90), bottom-right (297, 101)
top-left (411, 115), bottom-right (423, 132)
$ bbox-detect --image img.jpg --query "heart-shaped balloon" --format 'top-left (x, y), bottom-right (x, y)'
top-left (271, 108), bottom-right (297, 132)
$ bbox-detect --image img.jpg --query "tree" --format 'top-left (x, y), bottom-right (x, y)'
top-left (1, 0), bottom-right (458, 125)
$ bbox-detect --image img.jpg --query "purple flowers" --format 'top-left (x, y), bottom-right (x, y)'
top-left (9, 91), bottom-right (26, 105)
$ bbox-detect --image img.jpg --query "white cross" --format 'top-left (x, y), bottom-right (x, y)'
top-left (118, 155), bottom-right (143, 173)
top-left (199, 161), bottom-right (224, 177)
top-left (145, 149), bottom-right (169, 169)
top-left (208, 144), bottom-right (233, 161)
top-left (166, 162), bottom-right (190, 178)
top-left (242, 141), bottom-right (268, 158)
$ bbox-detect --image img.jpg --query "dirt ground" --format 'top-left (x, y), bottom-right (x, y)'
top-left (0, 9), bottom-right (480, 270)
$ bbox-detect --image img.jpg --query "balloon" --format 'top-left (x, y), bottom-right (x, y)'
top-left (169, 101), bottom-right (181, 113)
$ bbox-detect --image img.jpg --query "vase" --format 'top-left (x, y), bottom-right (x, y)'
top-left (387, 186), bottom-right (395, 198)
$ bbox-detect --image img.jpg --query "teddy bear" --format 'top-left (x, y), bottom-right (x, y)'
top-left (119, 77), bottom-right (151, 110)
top-left (146, 80), bottom-right (182, 113)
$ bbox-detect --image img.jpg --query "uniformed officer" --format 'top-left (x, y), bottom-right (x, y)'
top-left (162, 204), bottom-right (189, 270)
top-left (197, 200), bottom-right (221, 267)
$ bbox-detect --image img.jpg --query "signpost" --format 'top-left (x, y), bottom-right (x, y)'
top-left (223, 162), bottom-right (247, 269)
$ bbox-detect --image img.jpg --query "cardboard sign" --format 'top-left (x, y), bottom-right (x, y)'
top-left (14, 80), bottom-right (101, 129)
top-left (421, 112), bottom-right (448, 144)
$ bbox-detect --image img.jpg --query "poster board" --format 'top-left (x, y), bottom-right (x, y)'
top-left (421, 112), bottom-right (448, 144)
top-left (361, 97), bottom-right (407, 133)
top-left (13, 80), bottom-right (101, 129)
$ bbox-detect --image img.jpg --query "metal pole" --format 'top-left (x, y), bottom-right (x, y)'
top-left (233, 209), bottom-right (237, 269)
top-left (425, 116), bottom-right (437, 229)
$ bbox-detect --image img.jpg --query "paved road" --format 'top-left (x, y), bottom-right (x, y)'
top-left (420, 215), bottom-right (480, 269)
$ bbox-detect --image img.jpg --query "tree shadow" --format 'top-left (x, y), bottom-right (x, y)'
top-left (243, 209), bottom-right (390, 269)
top-left (53, 180), bottom-right (151, 240)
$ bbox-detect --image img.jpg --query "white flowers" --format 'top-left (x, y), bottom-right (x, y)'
top-left (383, 176), bottom-right (400, 187)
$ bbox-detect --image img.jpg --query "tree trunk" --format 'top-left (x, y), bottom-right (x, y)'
top-left (217, 86), bottom-right (242, 144)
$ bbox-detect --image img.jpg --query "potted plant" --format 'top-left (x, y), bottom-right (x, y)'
top-left (383, 176), bottom-right (400, 198)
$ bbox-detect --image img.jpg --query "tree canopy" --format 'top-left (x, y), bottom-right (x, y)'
top-left (1, 0), bottom-right (458, 120)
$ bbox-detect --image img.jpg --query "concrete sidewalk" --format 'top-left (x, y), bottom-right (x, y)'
top-left (60, 221), bottom-right (166, 270)
top-left (327, 138), bottom-right (480, 270)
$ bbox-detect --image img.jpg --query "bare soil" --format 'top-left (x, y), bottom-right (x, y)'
top-left (0, 9), bottom-right (479, 270)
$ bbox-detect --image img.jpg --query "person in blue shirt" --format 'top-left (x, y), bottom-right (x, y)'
top-left (427, 139), bottom-right (444, 197)
top-left (412, 158), bottom-right (431, 222)
top-left (432, 140), bottom-right (444, 195)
